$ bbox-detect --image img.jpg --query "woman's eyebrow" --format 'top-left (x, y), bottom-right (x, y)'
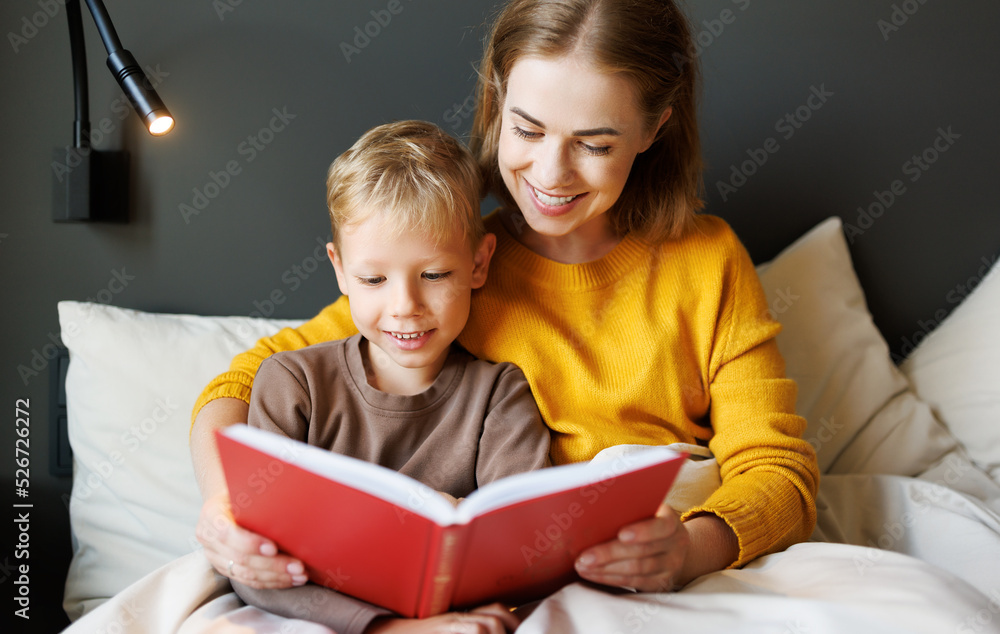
top-left (509, 106), bottom-right (622, 137)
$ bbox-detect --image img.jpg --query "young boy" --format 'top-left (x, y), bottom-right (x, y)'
top-left (231, 120), bottom-right (551, 633)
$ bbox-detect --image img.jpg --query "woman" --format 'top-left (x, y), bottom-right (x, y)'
top-left (191, 0), bottom-right (819, 626)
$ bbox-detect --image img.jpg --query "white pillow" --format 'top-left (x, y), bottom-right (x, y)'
top-left (901, 256), bottom-right (1000, 482)
top-left (754, 217), bottom-right (959, 475)
top-left (58, 301), bottom-right (302, 620)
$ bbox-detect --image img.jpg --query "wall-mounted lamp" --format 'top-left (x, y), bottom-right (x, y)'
top-left (53, 0), bottom-right (174, 223)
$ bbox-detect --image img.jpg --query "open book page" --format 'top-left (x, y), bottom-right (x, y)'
top-left (222, 425), bottom-right (457, 524)
top-left (456, 445), bottom-right (683, 520)
top-left (224, 425), bottom-right (683, 525)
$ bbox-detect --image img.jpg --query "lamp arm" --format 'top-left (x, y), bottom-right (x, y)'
top-left (82, 0), bottom-right (125, 55)
top-left (66, 0), bottom-right (90, 149)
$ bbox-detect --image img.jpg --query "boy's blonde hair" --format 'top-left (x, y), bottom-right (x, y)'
top-left (327, 120), bottom-right (484, 252)
top-left (471, 0), bottom-right (703, 242)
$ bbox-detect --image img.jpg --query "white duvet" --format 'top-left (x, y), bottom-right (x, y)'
top-left (66, 452), bottom-right (1000, 634)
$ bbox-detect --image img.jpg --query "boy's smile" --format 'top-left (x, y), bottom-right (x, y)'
top-left (329, 212), bottom-right (494, 396)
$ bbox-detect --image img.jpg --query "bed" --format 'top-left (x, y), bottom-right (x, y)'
top-left (54, 214), bottom-right (1000, 632)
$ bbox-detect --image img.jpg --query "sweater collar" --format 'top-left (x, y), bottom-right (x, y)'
top-left (484, 209), bottom-right (652, 290)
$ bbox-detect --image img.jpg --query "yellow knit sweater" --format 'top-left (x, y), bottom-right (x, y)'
top-left (193, 212), bottom-right (819, 565)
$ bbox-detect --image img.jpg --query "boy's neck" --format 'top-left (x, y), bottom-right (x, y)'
top-left (360, 338), bottom-right (450, 396)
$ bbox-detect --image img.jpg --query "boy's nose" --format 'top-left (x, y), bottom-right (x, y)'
top-left (390, 282), bottom-right (422, 317)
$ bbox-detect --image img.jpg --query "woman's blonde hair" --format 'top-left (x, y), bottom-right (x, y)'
top-left (327, 120), bottom-right (484, 252)
top-left (471, 0), bottom-right (703, 242)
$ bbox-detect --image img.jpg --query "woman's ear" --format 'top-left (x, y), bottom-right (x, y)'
top-left (327, 242), bottom-right (349, 297)
top-left (641, 106), bottom-right (673, 152)
top-left (470, 233), bottom-right (497, 289)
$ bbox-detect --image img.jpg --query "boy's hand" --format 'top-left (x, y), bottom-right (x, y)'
top-left (196, 491), bottom-right (308, 589)
top-left (367, 603), bottom-right (519, 633)
top-left (438, 491), bottom-right (464, 507)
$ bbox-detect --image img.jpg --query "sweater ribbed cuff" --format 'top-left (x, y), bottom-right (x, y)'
top-left (189, 371), bottom-right (255, 432)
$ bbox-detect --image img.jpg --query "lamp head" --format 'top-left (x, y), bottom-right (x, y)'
top-left (107, 49), bottom-right (174, 136)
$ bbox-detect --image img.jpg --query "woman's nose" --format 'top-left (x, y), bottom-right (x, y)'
top-left (535, 141), bottom-right (574, 190)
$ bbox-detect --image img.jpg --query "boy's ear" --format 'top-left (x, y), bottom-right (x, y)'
top-left (470, 233), bottom-right (496, 289)
top-left (327, 242), bottom-right (349, 296)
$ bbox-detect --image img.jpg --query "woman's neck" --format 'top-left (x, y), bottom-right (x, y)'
top-left (500, 209), bottom-right (622, 264)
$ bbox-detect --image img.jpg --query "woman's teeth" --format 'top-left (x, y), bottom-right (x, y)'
top-left (390, 331), bottom-right (425, 340)
top-left (533, 187), bottom-right (577, 206)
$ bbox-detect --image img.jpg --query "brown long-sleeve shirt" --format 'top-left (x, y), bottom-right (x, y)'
top-left (232, 334), bottom-right (551, 633)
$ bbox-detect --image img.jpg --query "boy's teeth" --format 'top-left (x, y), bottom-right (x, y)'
top-left (533, 187), bottom-right (577, 206)
top-left (391, 331), bottom-right (425, 340)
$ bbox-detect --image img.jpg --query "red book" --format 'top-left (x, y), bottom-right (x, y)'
top-left (216, 425), bottom-right (686, 618)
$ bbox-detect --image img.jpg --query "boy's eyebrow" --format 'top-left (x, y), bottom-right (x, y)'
top-left (509, 106), bottom-right (622, 137)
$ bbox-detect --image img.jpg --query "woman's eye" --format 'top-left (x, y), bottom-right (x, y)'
top-left (423, 271), bottom-right (452, 281)
top-left (581, 143), bottom-right (611, 157)
top-left (511, 126), bottom-right (541, 140)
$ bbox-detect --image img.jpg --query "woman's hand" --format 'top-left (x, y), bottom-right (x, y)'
top-left (366, 603), bottom-right (520, 634)
top-left (573, 504), bottom-right (738, 592)
top-left (573, 503), bottom-right (690, 591)
top-left (196, 491), bottom-right (308, 589)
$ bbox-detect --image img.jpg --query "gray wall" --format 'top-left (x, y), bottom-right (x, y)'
top-left (1, 1), bottom-right (997, 631)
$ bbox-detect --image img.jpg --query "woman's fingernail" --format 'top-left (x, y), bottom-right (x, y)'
top-left (259, 543), bottom-right (277, 556)
top-left (620, 529), bottom-right (635, 542)
top-left (287, 562), bottom-right (304, 575)
top-left (577, 553), bottom-right (595, 567)
top-left (292, 575), bottom-right (308, 586)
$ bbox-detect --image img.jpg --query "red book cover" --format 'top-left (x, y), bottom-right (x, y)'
top-left (216, 425), bottom-right (686, 618)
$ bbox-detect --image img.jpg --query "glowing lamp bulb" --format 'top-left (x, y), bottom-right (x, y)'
top-left (148, 114), bottom-right (174, 135)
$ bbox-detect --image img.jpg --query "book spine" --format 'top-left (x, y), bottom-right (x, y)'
top-left (415, 525), bottom-right (464, 618)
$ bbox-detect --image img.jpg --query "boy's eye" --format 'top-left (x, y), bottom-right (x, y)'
top-left (356, 276), bottom-right (385, 286)
top-left (423, 271), bottom-right (452, 281)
